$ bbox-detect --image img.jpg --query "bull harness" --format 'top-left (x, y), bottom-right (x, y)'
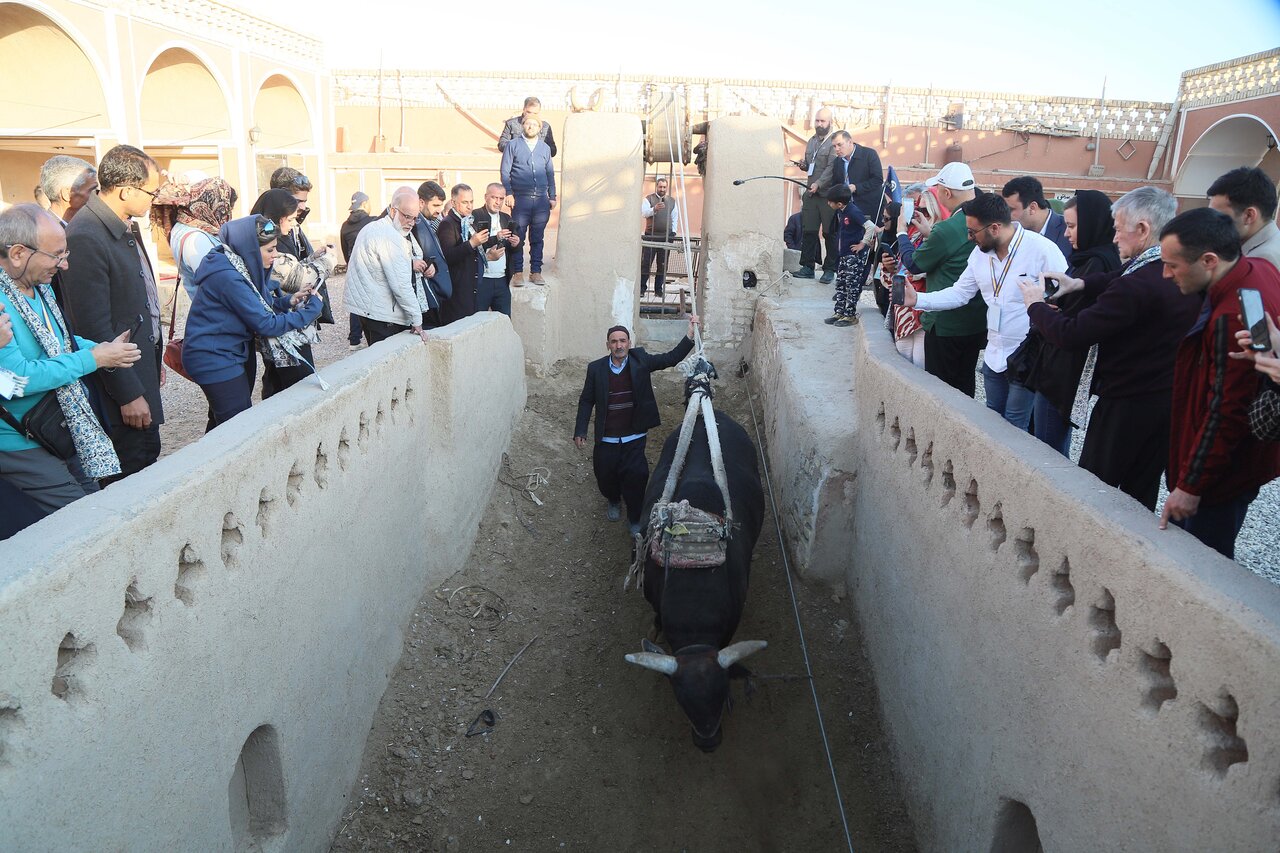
top-left (625, 331), bottom-right (735, 592)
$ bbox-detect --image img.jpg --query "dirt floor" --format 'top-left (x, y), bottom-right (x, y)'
top-left (325, 359), bottom-right (917, 852)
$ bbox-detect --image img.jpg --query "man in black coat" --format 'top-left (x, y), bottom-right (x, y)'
top-left (437, 184), bottom-right (485, 325)
top-left (341, 191), bottom-right (374, 347)
top-left (470, 183), bottom-right (521, 316)
top-left (574, 314), bottom-right (700, 534)
top-left (61, 144), bottom-right (164, 482)
top-left (818, 131), bottom-right (884, 230)
top-left (411, 181), bottom-right (452, 329)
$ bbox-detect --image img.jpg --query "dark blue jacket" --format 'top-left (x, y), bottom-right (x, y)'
top-left (183, 217), bottom-right (324, 385)
top-left (784, 213), bottom-right (802, 250)
top-left (412, 215), bottom-right (453, 309)
top-left (834, 202), bottom-right (869, 258)
top-left (501, 137), bottom-right (556, 199)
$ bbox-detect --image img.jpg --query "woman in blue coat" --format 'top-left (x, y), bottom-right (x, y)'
top-left (183, 215), bottom-right (323, 428)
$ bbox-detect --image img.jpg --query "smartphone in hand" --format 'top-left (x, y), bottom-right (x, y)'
top-left (891, 273), bottom-right (907, 306)
top-left (125, 313), bottom-right (144, 343)
top-left (1240, 287), bottom-right (1272, 351)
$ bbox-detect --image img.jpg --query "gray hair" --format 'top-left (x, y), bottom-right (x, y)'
top-left (39, 155), bottom-right (94, 203)
top-left (0, 204), bottom-right (54, 259)
top-left (1111, 186), bottom-right (1177, 233)
top-left (390, 186), bottom-right (418, 210)
top-left (903, 182), bottom-right (928, 197)
top-left (450, 183), bottom-right (472, 199)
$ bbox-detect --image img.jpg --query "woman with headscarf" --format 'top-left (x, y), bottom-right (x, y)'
top-left (1014, 189), bottom-right (1122, 455)
top-left (249, 189), bottom-right (328, 397)
top-left (183, 215), bottom-right (323, 428)
top-left (151, 177), bottom-right (238, 299)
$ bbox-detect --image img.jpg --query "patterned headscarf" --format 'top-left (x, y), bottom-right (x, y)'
top-left (151, 177), bottom-right (237, 241)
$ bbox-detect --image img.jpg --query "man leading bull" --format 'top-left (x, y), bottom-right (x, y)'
top-left (574, 314), bottom-right (700, 535)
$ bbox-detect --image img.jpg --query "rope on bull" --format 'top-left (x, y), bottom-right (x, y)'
top-left (625, 330), bottom-right (736, 592)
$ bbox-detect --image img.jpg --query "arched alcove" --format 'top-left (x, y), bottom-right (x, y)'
top-left (1175, 115), bottom-right (1278, 197)
top-left (228, 724), bottom-right (287, 849)
top-left (990, 798), bottom-right (1044, 853)
top-left (0, 2), bottom-right (108, 132)
top-left (253, 74), bottom-right (313, 150)
top-left (139, 47), bottom-right (231, 143)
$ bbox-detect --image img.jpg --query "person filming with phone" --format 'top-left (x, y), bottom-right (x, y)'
top-left (0, 204), bottom-right (141, 519)
top-left (1156, 208), bottom-right (1280, 558)
top-left (898, 193), bottom-right (1066, 428)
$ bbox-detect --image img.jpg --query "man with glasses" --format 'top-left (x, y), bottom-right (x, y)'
top-left (436, 183), bottom-right (490, 325)
top-left (61, 144), bottom-right (165, 482)
top-left (901, 193), bottom-right (1066, 427)
top-left (343, 186), bottom-right (433, 345)
top-left (887, 162), bottom-right (989, 397)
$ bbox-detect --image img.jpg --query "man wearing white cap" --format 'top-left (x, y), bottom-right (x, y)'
top-left (892, 162), bottom-right (989, 397)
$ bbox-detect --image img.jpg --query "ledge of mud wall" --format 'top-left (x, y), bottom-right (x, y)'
top-left (0, 314), bottom-right (526, 850)
top-left (752, 297), bottom-right (1280, 850)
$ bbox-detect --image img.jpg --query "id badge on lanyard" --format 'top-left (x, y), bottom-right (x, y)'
top-left (986, 228), bottom-right (1024, 335)
top-left (986, 302), bottom-right (1002, 334)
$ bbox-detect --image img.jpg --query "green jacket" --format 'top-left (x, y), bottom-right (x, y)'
top-left (911, 208), bottom-right (986, 336)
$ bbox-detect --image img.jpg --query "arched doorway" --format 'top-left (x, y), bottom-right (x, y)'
top-left (139, 45), bottom-right (233, 194)
top-left (0, 2), bottom-right (109, 206)
top-left (252, 74), bottom-right (314, 197)
top-left (1175, 114), bottom-right (1278, 199)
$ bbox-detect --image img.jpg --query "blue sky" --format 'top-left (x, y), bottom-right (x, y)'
top-left (265, 0), bottom-right (1280, 102)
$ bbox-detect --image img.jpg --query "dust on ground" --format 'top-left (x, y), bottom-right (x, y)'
top-left (328, 361), bottom-right (916, 852)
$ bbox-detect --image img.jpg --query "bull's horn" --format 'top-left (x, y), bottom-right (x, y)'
top-left (624, 652), bottom-right (678, 676)
top-left (717, 640), bottom-right (768, 669)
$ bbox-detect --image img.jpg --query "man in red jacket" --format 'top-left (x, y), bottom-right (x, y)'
top-left (1158, 208), bottom-right (1280, 557)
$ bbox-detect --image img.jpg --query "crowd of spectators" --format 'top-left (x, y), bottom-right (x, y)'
top-left (863, 155), bottom-right (1280, 559)
top-left (5, 100), bottom-right (1280, 564)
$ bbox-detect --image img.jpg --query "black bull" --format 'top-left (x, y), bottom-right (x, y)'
top-left (624, 409), bottom-right (767, 752)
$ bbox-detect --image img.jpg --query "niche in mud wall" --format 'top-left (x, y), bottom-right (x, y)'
top-left (989, 798), bottom-right (1043, 853)
top-left (228, 725), bottom-right (288, 850)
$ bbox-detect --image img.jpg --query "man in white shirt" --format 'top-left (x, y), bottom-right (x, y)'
top-left (640, 177), bottom-right (680, 298)
top-left (1207, 166), bottom-right (1280, 270)
top-left (475, 183), bottom-right (521, 315)
top-left (902, 193), bottom-right (1067, 427)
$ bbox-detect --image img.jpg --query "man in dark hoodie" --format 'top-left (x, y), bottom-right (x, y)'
top-left (340, 191), bottom-right (374, 348)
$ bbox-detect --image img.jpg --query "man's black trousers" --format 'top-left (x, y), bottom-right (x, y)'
top-left (592, 435), bottom-right (649, 524)
top-left (1079, 391), bottom-right (1170, 512)
top-left (924, 329), bottom-right (986, 398)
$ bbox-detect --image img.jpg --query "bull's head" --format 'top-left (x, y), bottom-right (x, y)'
top-left (625, 639), bottom-right (767, 752)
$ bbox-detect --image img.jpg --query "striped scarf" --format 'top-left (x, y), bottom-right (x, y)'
top-left (0, 271), bottom-right (120, 478)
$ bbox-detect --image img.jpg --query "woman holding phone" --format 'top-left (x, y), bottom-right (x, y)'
top-left (183, 215), bottom-right (323, 428)
top-left (1015, 190), bottom-right (1121, 455)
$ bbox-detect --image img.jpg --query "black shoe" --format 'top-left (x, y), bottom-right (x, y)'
top-left (823, 314), bottom-right (841, 325)
top-left (832, 315), bottom-right (857, 327)
top-left (819, 271), bottom-right (835, 284)
top-left (793, 267), bottom-right (815, 279)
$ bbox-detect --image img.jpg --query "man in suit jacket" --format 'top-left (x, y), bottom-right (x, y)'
top-left (61, 144), bottom-right (164, 482)
top-left (573, 314), bottom-right (699, 534)
top-left (412, 181), bottom-right (452, 329)
top-left (1002, 176), bottom-right (1073, 259)
top-left (819, 131), bottom-right (885, 219)
top-left (437, 184), bottom-right (486, 325)
top-left (471, 184), bottom-right (522, 316)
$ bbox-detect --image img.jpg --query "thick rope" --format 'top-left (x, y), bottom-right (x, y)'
top-left (700, 392), bottom-right (733, 524)
top-left (658, 391), bottom-right (703, 507)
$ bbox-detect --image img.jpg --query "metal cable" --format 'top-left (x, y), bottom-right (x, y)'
top-left (745, 387), bottom-right (856, 853)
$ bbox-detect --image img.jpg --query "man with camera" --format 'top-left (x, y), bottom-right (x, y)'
top-left (473, 183), bottom-right (521, 316)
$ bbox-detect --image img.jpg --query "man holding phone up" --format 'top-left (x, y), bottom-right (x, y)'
top-left (900, 193), bottom-right (1066, 428)
top-left (1156, 208), bottom-right (1280, 558)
